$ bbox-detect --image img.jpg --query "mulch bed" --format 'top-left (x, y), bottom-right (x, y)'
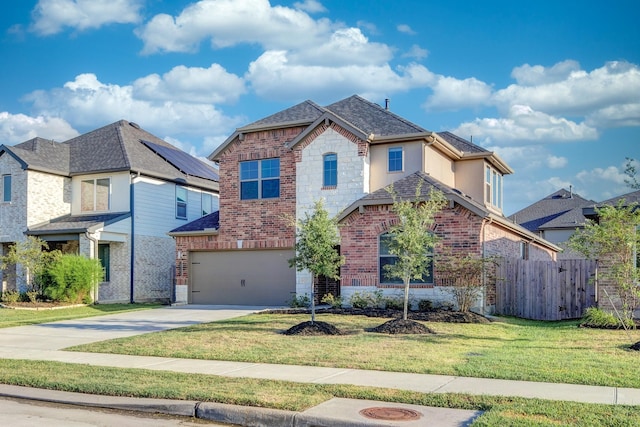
top-left (282, 321), bottom-right (342, 336)
top-left (630, 341), bottom-right (640, 351)
top-left (367, 318), bottom-right (436, 335)
top-left (264, 307), bottom-right (491, 324)
top-left (0, 301), bottom-right (86, 310)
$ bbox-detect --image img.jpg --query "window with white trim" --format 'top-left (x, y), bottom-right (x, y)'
top-left (388, 147), bottom-right (403, 172)
top-left (176, 186), bottom-right (187, 219)
top-left (2, 175), bottom-right (11, 202)
top-left (202, 192), bottom-right (213, 216)
top-left (81, 178), bottom-right (110, 212)
top-left (240, 158), bottom-right (280, 200)
top-left (485, 165), bottom-right (503, 210)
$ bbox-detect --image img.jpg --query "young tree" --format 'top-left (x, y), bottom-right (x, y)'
top-left (624, 157), bottom-right (640, 190)
top-left (288, 199), bottom-right (344, 323)
top-left (0, 236), bottom-right (59, 294)
top-left (568, 200), bottom-right (640, 321)
top-left (384, 185), bottom-right (447, 320)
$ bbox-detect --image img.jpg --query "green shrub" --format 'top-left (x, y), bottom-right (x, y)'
top-left (1, 290), bottom-right (20, 304)
top-left (349, 290), bottom-right (384, 309)
top-left (418, 299), bottom-right (434, 312)
top-left (43, 255), bottom-right (103, 303)
top-left (320, 293), bottom-right (343, 308)
top-left (581, 307), bottom-right (636, 329)
top-left (25, 290), bottom-right (39, 303)
top-left (383, 295), bottom-right (404, 310)
top-left (288, 293), bottom-right (310, 308)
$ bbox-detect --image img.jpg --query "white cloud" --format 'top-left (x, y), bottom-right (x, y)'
top-left (30, 0), bottom-right (142, 35)
top-left (0, 112), bottom-right (79, 144)
top-left (511, 60), bottom-right (581, 86)
top-left (454, 105), bottom-right (598, 145)
top-left (424, 76), bottom-right (492, 111)
top-left (132, 64), bottom-right (246, 104)
top-left (293, 0), bottom-right (327, 13)
top-left (546, 155), bottom-right (568, 169)
top-left (494, 61), bottom-right (640, 122)
top-left (397, 24), bottom-right (416, 35)
top-left (402, 44), bottom-right (428, 60)
top-left (136, 0), bottom-right (335, 54)
top-left (23, 74), bottom-right (245, 155)
top-left (246, 51), bottom-right (434, 102)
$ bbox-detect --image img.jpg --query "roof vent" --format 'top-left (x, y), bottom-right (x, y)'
top-left (129, 122), bottom-right (140, 129)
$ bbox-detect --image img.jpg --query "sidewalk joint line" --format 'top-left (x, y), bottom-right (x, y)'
top-left (431, 376), bottom-right (459, 393)
top-left (218, 363), bottom-right (260, 374)
top-left (310, 369), bottom-right (353, 383)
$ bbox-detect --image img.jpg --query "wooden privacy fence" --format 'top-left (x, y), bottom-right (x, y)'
top-left (495, 259), bottom-right (597, 321)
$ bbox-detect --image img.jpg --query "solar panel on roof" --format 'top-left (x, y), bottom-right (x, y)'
top-left (141, 140), bottom-right (219, 181)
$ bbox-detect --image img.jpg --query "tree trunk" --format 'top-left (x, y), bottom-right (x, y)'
top-left (311, 274), bottom-right (316, 324)
top-left (403, 276), bottom-right (410, 320)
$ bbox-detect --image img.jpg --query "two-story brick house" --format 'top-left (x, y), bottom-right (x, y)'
top-left (0, 120), bottom-right (219, 303)
top-left (170, 95), bottom-right (558, 311)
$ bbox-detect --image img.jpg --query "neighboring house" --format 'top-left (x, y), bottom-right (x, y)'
top-left (509, 188), bottom-right (595, 259)
top-left (0, 120), bottom-right (219, 303)
top-left (170, 95), bottom-right (558, 312)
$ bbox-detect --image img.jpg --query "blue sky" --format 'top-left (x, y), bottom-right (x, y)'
top-left (1, 0), bottom-right (639, 214)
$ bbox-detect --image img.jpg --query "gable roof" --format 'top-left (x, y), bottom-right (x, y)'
top-left (338, 171), bottom-right (560, 252)
top-left (209, 95), bottom-right (512, 174)
top-left (509, 189), bottom-right (594, 232)
top-left (1, 121), bottom-right (218, 191)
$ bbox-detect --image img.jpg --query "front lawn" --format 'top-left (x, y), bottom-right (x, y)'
top-left (0, 304), bottom-right (160, 328)
top-left (69, 313), bottom-right (640, 388)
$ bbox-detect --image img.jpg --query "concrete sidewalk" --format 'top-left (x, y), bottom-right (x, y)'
top-left (0, 305), bottom-right (639, 426)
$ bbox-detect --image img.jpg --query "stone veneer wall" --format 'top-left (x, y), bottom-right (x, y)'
top-left (295, 124), bottom-right (369, 296)
top-left (27, 170), bottom-right (71, 227)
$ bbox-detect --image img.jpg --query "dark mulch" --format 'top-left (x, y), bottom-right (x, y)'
top-left (630, 341), bottom-right (640, 351)
top-left (282, 321), bottom-right (343, 336)
top-left (367, 318), bottom-right (436, 335)
top-left (263, 307), bottom-right (490, 324)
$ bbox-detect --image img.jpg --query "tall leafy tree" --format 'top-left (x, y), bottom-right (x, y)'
top-left (624, 157), bottom-right (640, 190)
top-left (568, 200), bottom-right (640, 320)
top-left (288, 199), bottom-right (344, 323)
top-left (384, 185), bottom-right (447, 320)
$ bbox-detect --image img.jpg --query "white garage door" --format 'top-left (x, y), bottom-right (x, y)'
top-left (189, 249), bottom-right (296, 305)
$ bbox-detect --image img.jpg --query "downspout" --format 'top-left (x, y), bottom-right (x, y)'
top-left (84, 231), bottom-right (99, 303)
top-left (129, 174), bottom-right (136, 303)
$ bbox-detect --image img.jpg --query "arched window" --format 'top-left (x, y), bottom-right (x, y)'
top-left (378, 232), bottom-right (433, 284)
top-left (323, 153), bottom-right (337, 187)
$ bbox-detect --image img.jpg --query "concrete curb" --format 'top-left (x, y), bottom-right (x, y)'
top-left (197, 401), bottom-right (296, 426)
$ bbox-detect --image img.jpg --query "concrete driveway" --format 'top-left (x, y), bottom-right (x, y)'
top-left (0, 305), bottom-right (267, 352)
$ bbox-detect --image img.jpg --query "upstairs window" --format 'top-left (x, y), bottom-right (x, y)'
top-left (485, 165), bottom-right (503, 210)
top-left (202, 192), bottom-right (213, 216)
top-left (388, 147), bottom-right (403, 172)
top-left (176, 186), bottom-right (187, 219)
top-left (81, 178), bottom-right (110, 212)
top-left (378, 232), bottom-right (433, 284)
top-left (240, 158), bottom-right (280, 200)
top-left (2, 175), bottom-right (11, 202)
top-left (323, 153), bottom-right (337, 187)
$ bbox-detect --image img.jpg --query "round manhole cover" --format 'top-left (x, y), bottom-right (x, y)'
top-left (359, 406), bottom-right (422, 421)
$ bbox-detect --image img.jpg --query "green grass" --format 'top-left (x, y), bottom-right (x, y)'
top-left (0, 303), bottom-right (161, 328)
top-left (70, 313), bottom-right (640, 388)
top-left (0, 359), bottom-right (638, 426)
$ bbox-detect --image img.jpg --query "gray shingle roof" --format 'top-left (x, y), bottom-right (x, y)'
top-left (241, 100), bottom-right (325, 129)
top-left (169, 211), bottom-right (219, 234)
top-left (437, 131), bottom-right (488, 154)
top-left (508, 189), bottom-right (594, 232)
top-left (324, 95), bottom-right (427, 137)
top-left (600, 189), bottom-right (640, 206)
top-left (3, 121), bottom-right (218, 191)
top-left (27, 213), bottom-right (131, 235)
